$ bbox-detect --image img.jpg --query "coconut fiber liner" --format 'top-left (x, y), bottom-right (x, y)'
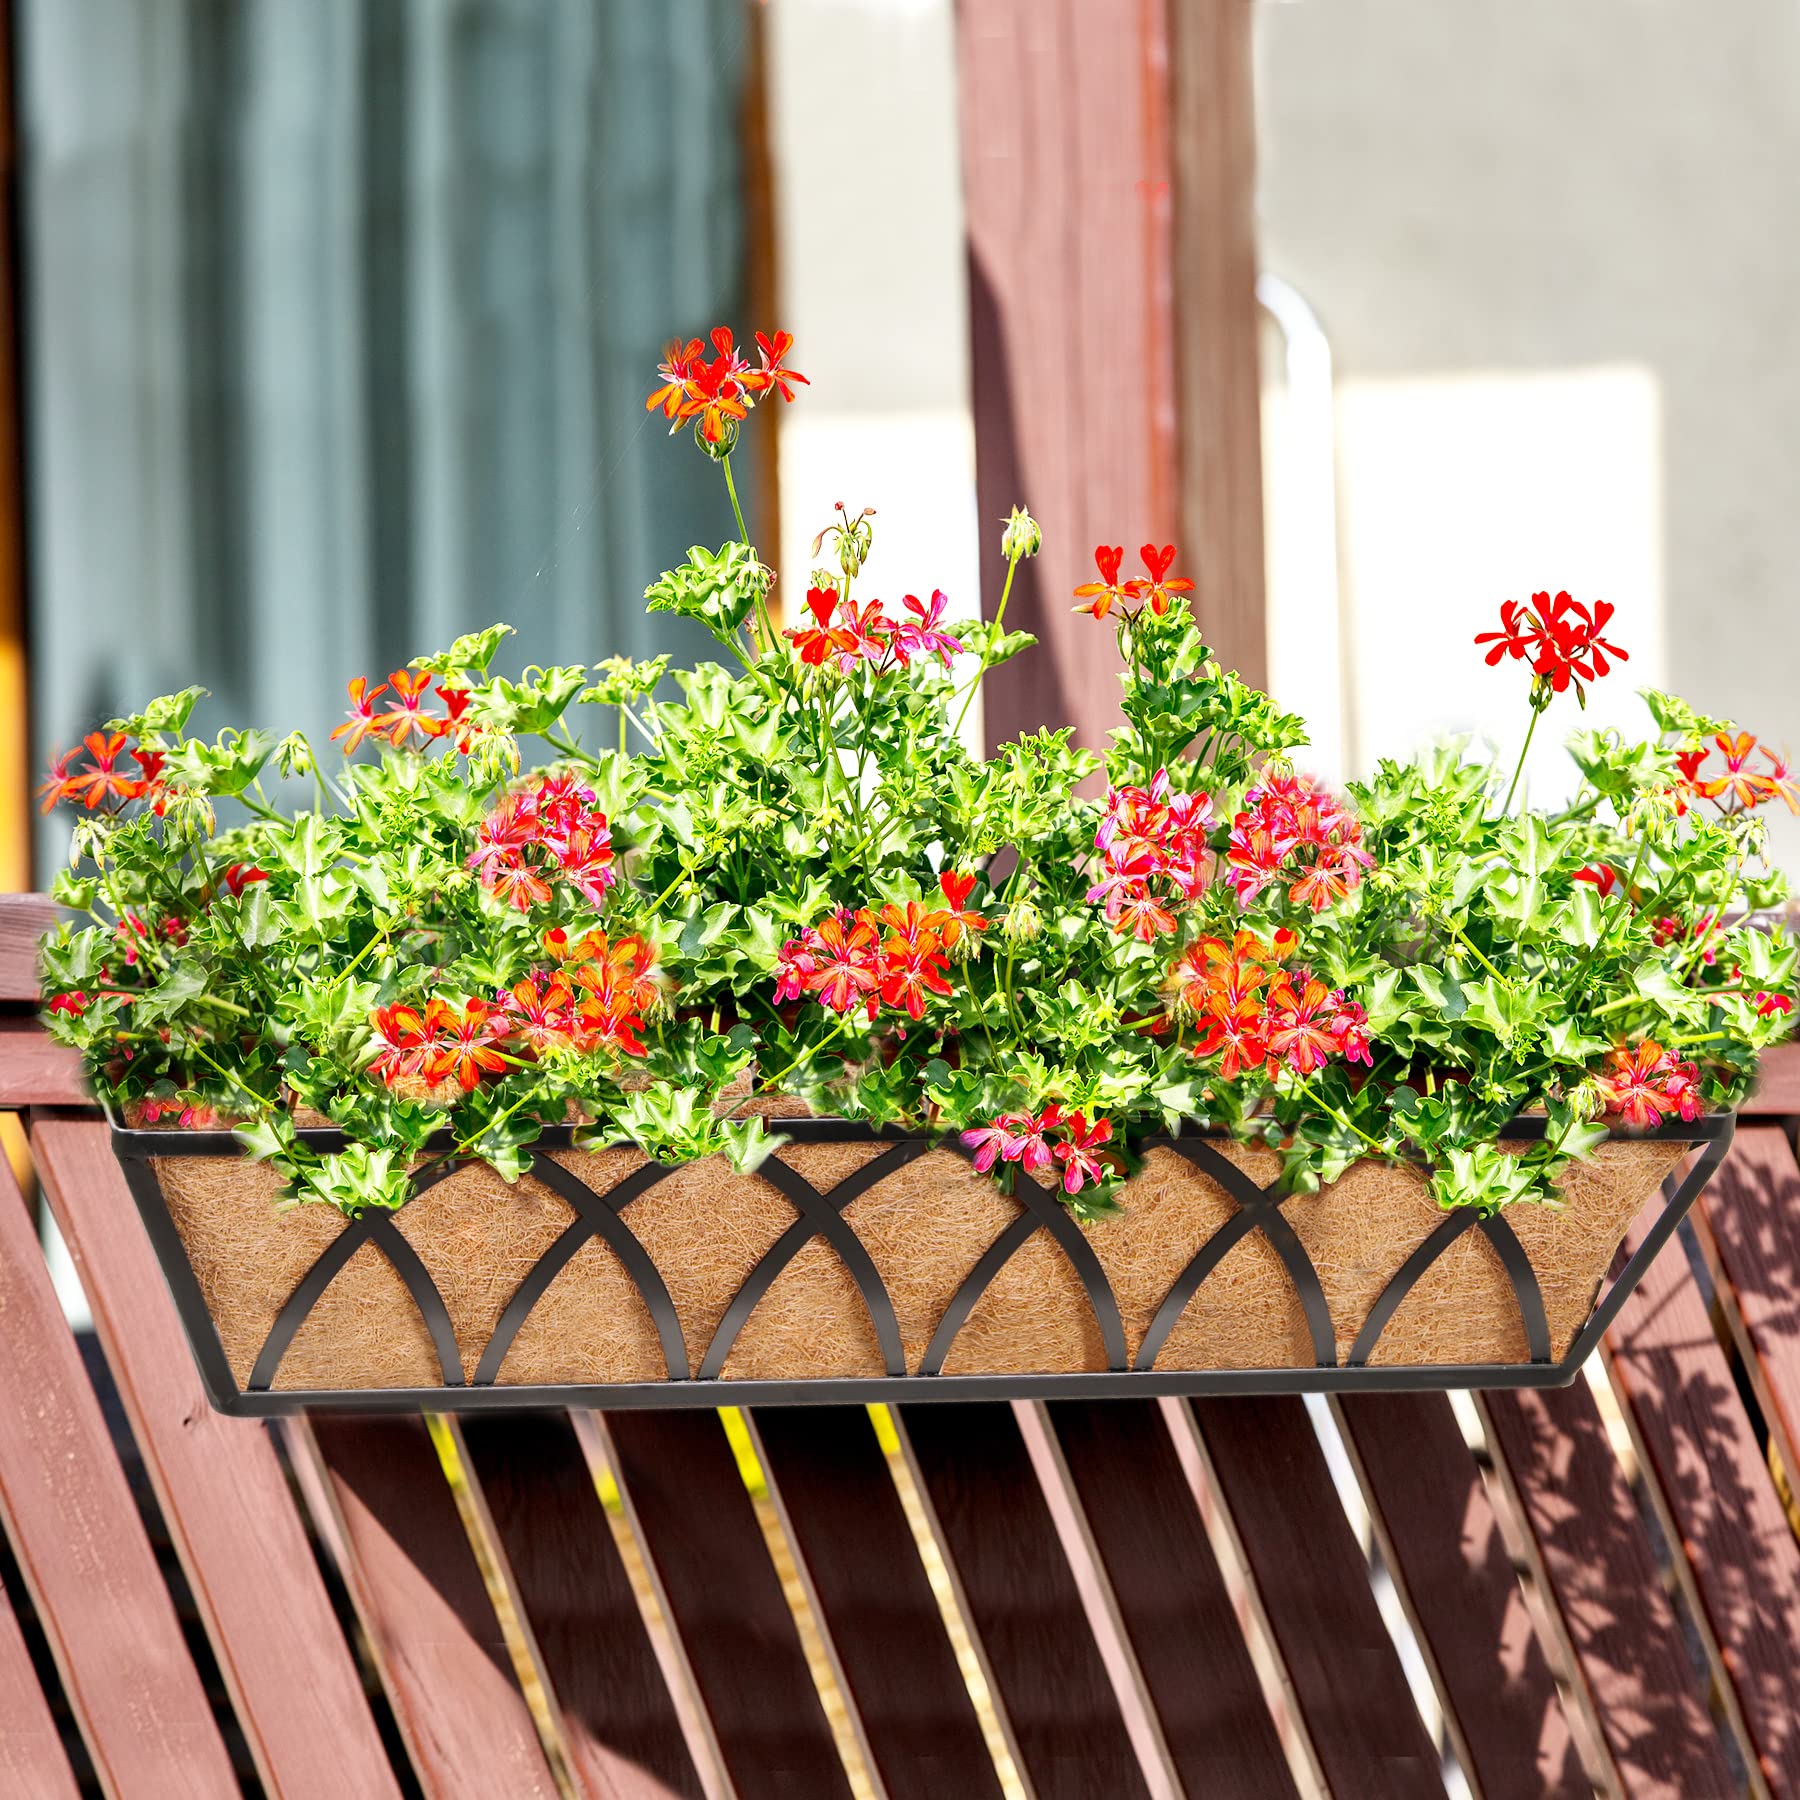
top-left (146, 1132), bottom-right (1687, 1392)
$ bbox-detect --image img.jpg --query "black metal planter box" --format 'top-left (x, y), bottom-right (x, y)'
top-left (108, 1112), bottom-right (1734, 1417)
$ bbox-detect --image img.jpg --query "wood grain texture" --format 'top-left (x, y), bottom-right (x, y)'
top-left (0, 1569), bottom-right (78, 1799)
top-left (750, 1406), bottom-right (1005, 1800)
top-left (602, 1409), bottom-right (853, 1800)
top-left (29, 1118), bottom-right (401, 1800)
top-left (1045, 1398), bottom-right (1298, 1799)
top-left (1168, 0), bottom-right (1267, 688)
top-left (1187, 1397), bottom-right (1443, 1797)
top-left (901, 1401), bottom-right (1152, 1800)
top-left (1333, 1392), bottom-right (1585, 1800)
top-left (955, 0), bottom-right (1180, 758)
top-left (0, 1149), bottom-right (227, 1796)
top-left (291, 1416), bottom-right (559, 1799)
top-left (0, 893), bottom-right (59, 1001)
top-left (1480, 1383), bottom-right (1734, 1799)
top-left (457, 1411), bottom-right (707, 1800)
top-left (1743, 1040), bottom-right (1800, 1116)
top-left (0, 1020), bottom-right (86, 1105)
top-left (1606, 1200), bottom-right (1800, 1792)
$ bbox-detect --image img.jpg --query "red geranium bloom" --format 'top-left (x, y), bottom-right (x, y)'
top-left (222, 863), bottom-right (268, 898)
top-left (330, 677), bottom-right (390, 754)
top-left (37, 748), bottom-right (78, 814)
top-left (1263, 973), bottom-right (1343, 1075)
top-left (369, 1003), bottom-right (433, 1086)
top-left (680, 327), bottom-right (753, 445)
top-left (1754, 992), bottom-right (1794, 1019)
top-left (833, 599), bottom-right (892, 672)
top-left (1572, 864), bottom-right (1619, 899)
top-left (503, 975), bottom-right (578, 1055)
top-left (962, 1116), bottom-right (1025, 1174)
top-left (1594, 1040), bottom-right (1697, 1128)
top-left (744, 329), bottom-right (808, 404)
top-left (878, 943), bottom-right (953, 1020)
top-left (1759, 746), bottom-right (1800, 815)
top-left (1135, 543), bottom-right (1194, 617)
top-left (1474, 599), bottom-right (1537, 667)
top-left (785, 586), bottom-right (852, 667)
top-left (60, 733), bottom-right (142, 810)
top-left (1052, 1112), bottom-right (1114, 1195)
top-left (893, 590), bottom-right (963, 670)
top-left (936, 870), bottom-right (987, 947)
top-left (1701, 732), bottom-right (1774, 810)
top-left (46, 991), bottom-right (89, 1018)
top-left (1072, 545), bottom-right (1132, 621)
top-left (374, 669), bottom-right (444, 748)
top-left (805, 910), bottom-right (882, 1014)
top-left (1474, 591), bottom-right (1627, 703)
top-left (423, 997), bottom-right (509, 1091)
top-left (645, 335), bottom-right (705, 423)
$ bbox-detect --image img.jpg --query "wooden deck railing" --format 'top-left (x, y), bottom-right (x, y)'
top-left (3, 892), bottom-right (1799, 1797)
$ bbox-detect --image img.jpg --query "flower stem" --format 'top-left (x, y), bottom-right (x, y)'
top-left (722, 450), bottom-right (777, 658)
top-left (766, 1012), bottom-right (855, 1088)
top-left (951, 548), bottom-right (1020, 742)
top-left (1498, 703), bottom-right (1541, 817)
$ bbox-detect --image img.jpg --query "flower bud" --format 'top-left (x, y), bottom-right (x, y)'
top-left (1001, 505), bottom-right (1042, 562)
top-left (1002, 898), bottom-right (1042, 943)
top-left (839, 514), bottom-right (874, 579)
top-left (809, 570), bottom-right (840, 600)
top-left (695, 417), bottom-right (739, 460)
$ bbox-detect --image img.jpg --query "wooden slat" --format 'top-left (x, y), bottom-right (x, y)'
top-left (0, 1134), bottom-right (236, 1796)
top-left (900, 1400), bottom-right (1152, 1799)
top-left (955, 0), bottom-right (1178, 757)
top-left (1188, 1397), bottom-right (1443, 1797)
top-left (1045, 1398), bottom-right (1298, 1798)
top-left (601, 1409), bottom-right (854, 1800)
top-left (0, 1018), bottom-right (87, 1106)
top-left (0, 893), bottom-right (59, 1000)
top-left (1333, 1392), bottom-right (1587, 1799)
top-left (290, 1416), bottom-right (559, 1798)
top-left (1168, 0), bottom-right (1267, 688)
top-left (0, 1568), bottom-right (78, 1799)
top-left (1480, 1383), bottom-right (1734, 1798)
top-left (1743, 1041), bottom-right (1800, 1116)
top-left (1606, 1200), bottom-right (1800, 1791)
top-left (28, 1117), bottom-right (402, 1800)
top-left (456, 1411), bottom-right (708, 1800)
top-left (751, 1405), bottom-right (1006, 1800)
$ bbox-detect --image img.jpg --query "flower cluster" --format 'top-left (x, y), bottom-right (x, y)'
top-left (330, 672), bottom-right (482, 755)
top-left (1087, 770), bottom-right (1215, 941)
top-left (645, 326), bottom-right (806, 447)
top-left (1225, 774), bottom-right (1374, 914)
top-left (1474, 591), bottom-right (1627, 704)
top-left (775, 873), bottom-right (983, 1022)
top-left (39, 732), bottom-right (168, 815)
top-left (468, 774), bottom-right (616, 912)
top-left (1168, 929), bottom-right (1371, 1080)
top-left (370, 931), bottom-right (658, 1092)
top-left (1072, 543), bottom-right (1194, 622)
top-left (1592, 1040), bottom-right (1701, 1128)
top-left (961, 1105), bottom-right (1116, 1196)
top-left (783, 586), bottom-right (962, 675)
top-left (1669, 732), bottom-right (1800, 817)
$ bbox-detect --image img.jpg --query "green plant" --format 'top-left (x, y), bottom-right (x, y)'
top-left (38, 329), bottom-right (1798, 1219)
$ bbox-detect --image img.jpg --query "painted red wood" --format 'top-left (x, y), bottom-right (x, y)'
top-left (900, 1401), bottom-right (1152, 1800)
top-left (0, 1138), bottom-right (236, 1796)
top-left (1189, 1398), bottom-right (1443, 1796)
top-left (1333, 1392), bottom-right (1587, 1799)
top-left (955, 0), bottom-right (1178, 757)
top-left (28, 1118), bottom-right (401, 1800)
top-left (0, 893), bottom-right (61, 1001)
top-left (1605, 1201), bottom-right (1800, 1791)
top-left (456, 1412), bottom-right (708, 1800)
top-left (1481, 1384), bottom-right (1735, 1798)
top-left (0, 1571), bottom-right (78, 1798)
top-left (602, 1409), bottom-right (854, 1800)
top-left (0, 1019), bottom-right (87, 1105)
top-left (292, 1416), bottom-right (559, 1799)
top-left (1743, 1041), bottom-right (1800, 1115)
top-left (751, 1405), bottom-right (1006, 1800)
top-left (1045, 1398), bottom-right (1298, 1799)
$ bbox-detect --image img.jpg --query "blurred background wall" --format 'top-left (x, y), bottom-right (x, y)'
top-left (9, 0), bottom-right (1798, 877)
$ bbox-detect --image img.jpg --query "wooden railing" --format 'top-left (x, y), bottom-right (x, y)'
top-left (3, 891), bottom-right (1800, 1796)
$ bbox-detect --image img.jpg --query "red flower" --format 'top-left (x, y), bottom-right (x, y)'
top-left (774, 936), bottom-right (817, 1004)
top-left (1753, 992), bottom-right (1794, 1019)
top-left (1135, 543), bottom-right (1194, 617)
top-left (1760, 746), bottom-right (1800, 815)
top-left (785, 586), bottom-right (852, 667)
top-left (1594, 1040), bottom-right (1698, 1128)
top-left (374, 669), bottom-right (444, 748)
top-left (369, 1003), bottom-right (433, 1086)
top-left (1474, 599), bottom-right (1537, 667)
top-left (502, 975), bottom-right (578, 1055)
top-left (744, 330), bottom-right (808, 404)
top-left (879, 943), bottom-right (953, 1020)
top-left (893, 590), bottom-right (964, 670)
top-left (422, 997), bottom-right (509, 1091)
top-left (805, 910), bottom-right (883, 1015)
top-left (1701, 732), bottom-right (1774, 811)
top-left (1572, 864), bottom-right (1619, 900)
top-left (1052, 1113), bottom-right (1114, 1195)
top-left (936, 870), bottom-right (987, 947)
top-left (1072, 545), bottom-right (1132, 621)
top-left (1225, 775), bottom-right (1372, 914)
top-left (962, 1117), bottom-right (1024, 1174)
top-left (1474, 591), bottom-right (1627, 703)
top-left (680, 327), bottom-right (753, 445)
top-left (330, 677), bottom-right (390, 754)
top-left (46, 991), bottom-right (89, 1018)
top-left (645, 335), bottom-right (705, 423)
top-left (59, 733), bottom-right (142, 810)
top-left (222, 863), bottom-right (268, 898)
top-left (832, 599), bottom-right (892, 673)
top-left (1263, 973), bottom-right (1344, 1076)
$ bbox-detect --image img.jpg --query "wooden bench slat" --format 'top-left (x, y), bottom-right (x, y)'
top-left (750, 1405), bottom-right (1007, 1800)
top-left (602, 1409), bottom-right (855, 1799)
top-left (0, 1567), bottom-right (79, 1799)
top-left (0, 1020), bottom-right (88, 1107)
top-left (1480, 1383), bottom-right (1735, 1797)
top-left (0, 1139), bottom-right (236, 1796)
top-left (0, 895), bottom-right (62, 1003)
top-left (290, 1416), bottom-right (560, 1798)
top-left (1333, 1392), bottom-right (1587, 1799)
top-left (1045, 1398), bottom-right (1299, 1800)
top-left (1743, 1041), bottom-right (1800, 1117)
top-left (29, 1118), bottom-right (402, 1800)
top-left (1606, 1192), bottom-right (1800, 1791)
top-left (900, 1400), bottom-right (1153, 1800)
top-left (1187, 1397), bottom-right (1444, 1797)
top-left (456, 1411), bottom-right (708, 1800)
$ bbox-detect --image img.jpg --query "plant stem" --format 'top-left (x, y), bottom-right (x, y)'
top-left (951, 549), bottom-right (1021, 742)
top-left (722, 450), bottom-right (778, 658)
top-left (1498, 703), bottom-right (1541, 817)
top-left (766, 1012), bottom-right (855, 1088)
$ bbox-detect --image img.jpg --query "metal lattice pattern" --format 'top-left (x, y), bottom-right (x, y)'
top-left (110, 1114), bottom-right (1736, 1415)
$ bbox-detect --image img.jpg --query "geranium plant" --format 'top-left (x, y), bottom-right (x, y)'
top-left (37, 330), bottom-right (1798, 1222)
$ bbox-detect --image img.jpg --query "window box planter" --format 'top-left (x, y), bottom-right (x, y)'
top-left (112, 1110), bottom-right (1732, 1415)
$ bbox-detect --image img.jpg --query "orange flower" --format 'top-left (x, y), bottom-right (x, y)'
top-left (330, 677), bottom-right (390, 754)
top-left (1072, 545), bottom-right (1133, 620)
top-left (373, 669), bottom-right (444, 748)
top-left (1135, 543), bottom-right (1194, 616)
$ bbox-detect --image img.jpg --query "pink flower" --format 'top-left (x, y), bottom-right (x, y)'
top-left (893, 590), bottom-right (964, 670)
top-left (1052, 1113), bottom-right (1113, 1195)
